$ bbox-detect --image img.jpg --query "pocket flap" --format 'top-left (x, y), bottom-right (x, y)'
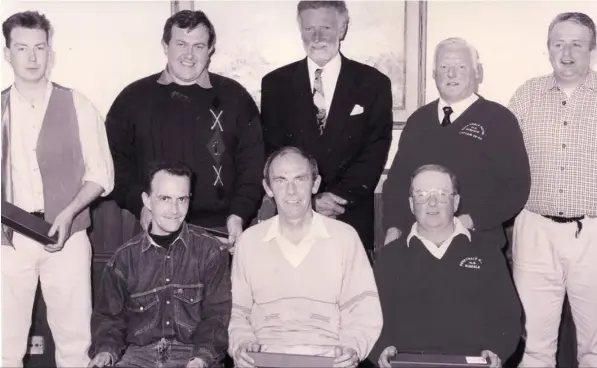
top-left (172, 286), bottom-right (203, 305)
top-left (127, 293), bottom-right (159, 312)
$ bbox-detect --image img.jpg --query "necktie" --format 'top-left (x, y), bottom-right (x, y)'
top-left (312, 68), bottom-right (326, 134)
top-left (441, 106), bottom-right (453, 127)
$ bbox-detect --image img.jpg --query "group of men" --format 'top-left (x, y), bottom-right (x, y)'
top-left (1, 1), bottom-right (595, 368)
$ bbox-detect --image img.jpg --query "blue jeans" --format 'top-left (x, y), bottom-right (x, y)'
top-left (115, 338), bottom-right (194, 368)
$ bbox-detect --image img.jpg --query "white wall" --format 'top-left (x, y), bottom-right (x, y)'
top-left (1, 0), bottom-right (170, 116)
top-left (384, 0), bottom-right (597, 170)
top-left (425, 0), bottom-right (597, 106)
top-left (2, 0), bottom-right (596, 166)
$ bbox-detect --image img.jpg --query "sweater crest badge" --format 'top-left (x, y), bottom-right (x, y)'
top-left (459, 256), bottom-right (482, 269)
top-left (459, 123), bottom-right (485, 141)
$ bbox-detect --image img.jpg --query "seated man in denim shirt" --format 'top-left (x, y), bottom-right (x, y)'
top-left (89, 161), bottom-right (232, 368)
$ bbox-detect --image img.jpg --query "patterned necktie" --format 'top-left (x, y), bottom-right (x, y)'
top-left (312, 68), bottom-right (326, 134)
top-left (441, 106), bottom-right (453, 127)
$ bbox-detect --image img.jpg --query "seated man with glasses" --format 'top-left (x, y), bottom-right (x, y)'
top-left (370, 164), bottom-right (522, 368)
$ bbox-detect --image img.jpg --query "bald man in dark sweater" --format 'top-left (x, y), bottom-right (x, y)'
top-left (371, 164), bottom-right (522, 368)
top-left (382, 38), bottom-right (530, 249)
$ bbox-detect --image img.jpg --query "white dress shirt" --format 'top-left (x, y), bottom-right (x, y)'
top-left (307, 53), bottom-right (342, 115)
top-left (406, 218), bottom-right (472, 260)
top-left (9, 81), bottom-right (114, 212)
top-left (437, 93), bottom-right (479, 124)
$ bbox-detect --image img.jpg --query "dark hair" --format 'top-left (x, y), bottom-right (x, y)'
top-left (2, 11), bottom-right (51, 46)
top-left (548, 12), bottom-right (596, 51)
top-left (409, 164), bottom-right (460, 196)
top-left (144, 161), bottom-right (194, 194)
top-left (162, 10), bottom-right (216, 48)
top-left (263, 146), bottom-right (319, 186)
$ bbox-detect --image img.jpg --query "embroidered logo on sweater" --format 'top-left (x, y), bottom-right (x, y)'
top-left (459, 256), bottom-right (482, 269)
top-left (459, 123), bottom-right (485, 141)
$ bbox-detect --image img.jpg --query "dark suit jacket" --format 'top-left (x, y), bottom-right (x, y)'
top-left (260, 54), bottom-right (393, 250)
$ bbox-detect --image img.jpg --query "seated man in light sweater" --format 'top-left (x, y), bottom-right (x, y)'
top-left (371, 164), bottom-right (522, 368)
top-left (229, 146), bottom-right (383, 368)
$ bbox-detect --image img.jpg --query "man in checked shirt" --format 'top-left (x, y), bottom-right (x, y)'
top-left (508, 12), bottom-right (597, 368)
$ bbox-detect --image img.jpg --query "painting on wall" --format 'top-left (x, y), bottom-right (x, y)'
top-left (186, 0), bottom-right (427, 123)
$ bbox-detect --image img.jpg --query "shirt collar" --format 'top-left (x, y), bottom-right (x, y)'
top-left (543, 69), bottom-right (597, 93)
top-left (438, 93), bottom-right (479, 115)
top-left (307, 52), bottom-right (342, 82)
top-left (10, 80), bottom-right (53, 104)
top-left (156, 65), bottom-right (212, 89)
top-left (262, 210), bottom-right (331, 242)
top-left (141, 221), bottom-right (191, 252)
top-left (406, 217), bottom-right (471, 247)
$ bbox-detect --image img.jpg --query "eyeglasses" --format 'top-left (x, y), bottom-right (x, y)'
top-left (411, 190), bottom-right (456, 204)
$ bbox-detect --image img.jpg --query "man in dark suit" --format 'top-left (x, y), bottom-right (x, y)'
top-left (260, 0), bottom-right (393, 257)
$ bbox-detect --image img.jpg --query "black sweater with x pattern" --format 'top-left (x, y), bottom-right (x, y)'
top-left (105, 72), bottom-right (264, 228)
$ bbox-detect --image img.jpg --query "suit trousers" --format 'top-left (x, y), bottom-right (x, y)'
top-left (1, 230), bottom-right (92, 368)
top-left (512, 209), bottom-right (597, 367)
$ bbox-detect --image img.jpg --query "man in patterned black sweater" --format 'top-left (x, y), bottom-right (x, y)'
top-left (382, 37), bottom-right (530, 250)
top-left (106, 10), bottom-right (264, 247)
top-left (371, 164), bottom-right (522, 368)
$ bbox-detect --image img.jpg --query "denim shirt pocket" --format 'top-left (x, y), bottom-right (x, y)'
top-left (173, 285), bottom-right (204, 331)
top-left (126, 292), bottom-right (160, 336)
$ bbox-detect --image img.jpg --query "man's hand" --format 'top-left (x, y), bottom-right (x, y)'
top-left (333, 346), bottom-right (359, 368)
top-left (458, 214), bottom-right (474, 230)
top-left (186, 357), bottom-right (207, 368)
top-left (234, 341), bottom-right (262, 368)
top-left (378, 346), bottom-right (397, 368)
top-left (315, 192), bottom-right (347, 218)
top-left (87, 352), bottom-right (112, 367)
top-left (227, 214), bottom-right (243, 249)
top-left (140, 206), bottom-right (152, 231)
top-left (481, 350), bottom-right (501, 368)
top-left (46, 207), bottom-right (75, 253)
top-left (384, 227), bottom-right (402, 245)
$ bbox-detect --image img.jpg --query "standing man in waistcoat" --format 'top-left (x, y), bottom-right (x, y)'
top-left (260, 1), bottom-right (393, 259)
top-left (106, 10), bottom-right (264, 248)
top-left (1, 11), bottom-right (114, 367)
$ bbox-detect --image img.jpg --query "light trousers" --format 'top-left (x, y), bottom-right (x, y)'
top-left (513, 209), bottom-right (597, 367)
top-left (1, 230), bottom-right (93, 367)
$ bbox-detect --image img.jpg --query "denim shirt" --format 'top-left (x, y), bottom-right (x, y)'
top-left (90, 222), bottom-right (232, 366)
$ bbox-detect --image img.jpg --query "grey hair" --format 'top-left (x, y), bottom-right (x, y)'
top-left (409, 164), bottom-right (460, 196)
top-left (263, 146), bottom-right (319, 186)
top-left (296, 1), bottom-right (350, 40)
top-left (547, 12), bottom-right (596, 51)
top-left (433, 37), bottom-right (481, 71)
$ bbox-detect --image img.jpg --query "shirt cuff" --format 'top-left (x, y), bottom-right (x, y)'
top-left (81, 174), bottom-right (114, 197)
top-left (192, 347), bottom-right (217, 368)
top-left (95, 345), bottom-right (122, 365)
top-left (188, 357), bottom-right (207, 368)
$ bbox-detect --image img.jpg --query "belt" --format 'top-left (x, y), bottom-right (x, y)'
top-left (30, 211), bottom-right (45, 220)
top-left (542, 215), bottom-right (585, 238)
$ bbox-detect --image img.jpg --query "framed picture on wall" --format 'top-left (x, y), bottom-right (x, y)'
top-left (176, 0), bottom-right (427, 125)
